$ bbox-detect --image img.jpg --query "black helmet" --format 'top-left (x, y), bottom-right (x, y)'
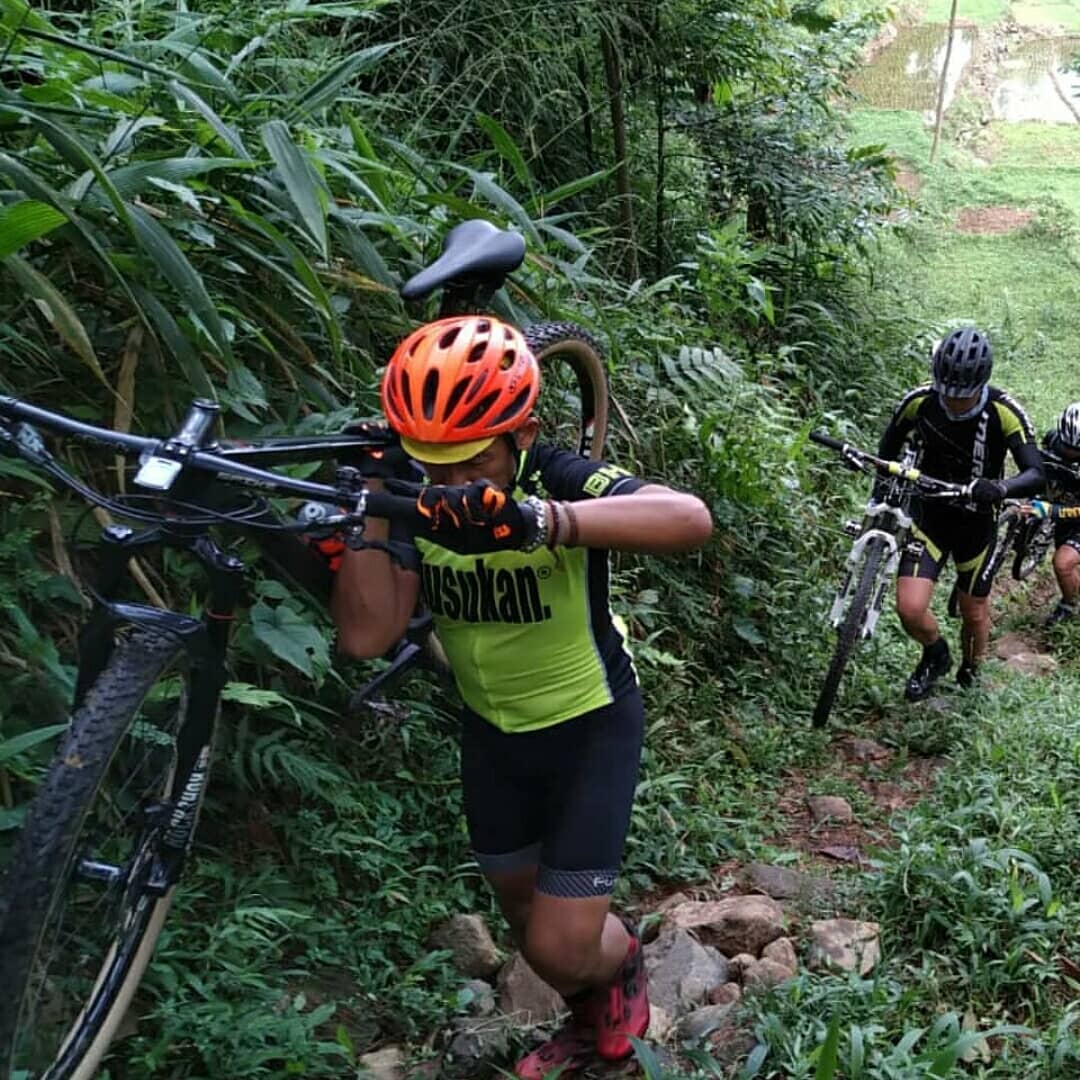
top-left (931, 327), bottom-right (992, 398)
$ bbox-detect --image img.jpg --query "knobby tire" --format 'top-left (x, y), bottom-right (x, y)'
top-left (0, 631), bottom-right (197, 1080)
top-left (813, 537), bottom-right (888, 728)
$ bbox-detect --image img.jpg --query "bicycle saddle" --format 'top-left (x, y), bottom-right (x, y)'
top-left (400, 220), bottom-right (526, 301)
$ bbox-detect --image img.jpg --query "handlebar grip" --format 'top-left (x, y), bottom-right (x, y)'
top-left (809, 430), bottom-right (846, 452)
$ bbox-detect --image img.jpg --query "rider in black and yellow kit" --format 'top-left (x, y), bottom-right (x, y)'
top-left (1032, 403), bottom-right (1080, 625)
top-left (332, 316), bottom-right (712, 1078)
top-left (877, 328), bottom-right (1043, 699)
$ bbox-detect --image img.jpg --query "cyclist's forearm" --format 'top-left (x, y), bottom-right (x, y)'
top-left (557, 485), bottom-right (712, 553)
top-left (1001, 464), bottom-right (1044, 499)
top-left (331, 517), bottom-right (417, 657)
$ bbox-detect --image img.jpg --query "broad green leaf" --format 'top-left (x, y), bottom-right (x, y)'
top-left (221, 682), bottom-right (300, 723)
top-left (102, 115), bottom-right (165, 158)
top-left (0, 806), bottom-right (28, 832)
top-left (0, 723), bottom-right (70, 765)
top-left (0, 200), bottom-right (66, 258)
top-left (2, 254), bottom-right (108, 387)
top-left (249, 602), bottom-right (329, 678)
top-left (477, 114), bottom-right (533, 189)
top-left (732, 616), bottom-right (764, 645)
top-left (169, 80), bottom-right (250, 158)
top-left (290, 42), bottom-right (398, 116)
top-left (266, 1), bottom-right (394, 20)
top-left (316, 150), bottom-right (387, 212)
top-left (0, 152), bottom-right (149, 327)
top-left (261, 120), bottom-right (329, 259)
top-left (20, 26), bottom-right (178, 79)
top-left (330, 210), bottom-right (394, 287)
top-left (128, 203), bottom-right (231, 360)
top-left (79, 71), bottom-right (143, 95)
top-left (344, 110), bottom-right (390, 206)
top-left (148, 43), bottom-right (240, 106)
top-left (1, 0), bottom-right (50, 30)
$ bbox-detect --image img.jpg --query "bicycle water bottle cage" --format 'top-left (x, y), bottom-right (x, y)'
top-left (400, 220), bottom-right (526, 303)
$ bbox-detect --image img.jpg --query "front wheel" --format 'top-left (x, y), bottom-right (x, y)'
top-left (813, 537), bottom-right (888, 728)
top-left (0, 630), bottom-right (205, 1080)
top-left (1012, 517), bottom-right (1054, 581)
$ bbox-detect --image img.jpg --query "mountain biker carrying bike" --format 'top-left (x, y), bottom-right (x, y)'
top-left (331, 315), bottom-right (713, 1078)
top-left (877, 327), bottom-right (1043, 700)
top-left (1032, 403), bottom-right (1080, 626)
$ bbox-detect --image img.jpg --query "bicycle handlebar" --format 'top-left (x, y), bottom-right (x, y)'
top-left (0, 394), bottom-right (423, 528)
top-left (809, 430), bottom-right (970, 498)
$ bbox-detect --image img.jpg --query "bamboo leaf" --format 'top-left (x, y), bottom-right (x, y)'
top-left (99, 155), bottom-right (249, 202)
top-left (525, 166), bottom-right (615, 217)
top-left (815, 1014), bottom-right (842, 1080)
top-left (261, 120), bottom-right (329, 259)
top-left (133, 286), bottom-right (216, 400)
top-left (2, 254), bottom-right (108, 387)
top-left (343, 110), bottom-right (390, 206)
top-left (0, 199), bottom-right (67, 257)
top-left (20, 27), bottom-right (181, 80)
top-left (289, 42), bottom-right (398, 117)
top-left (0, 723), bottom-right (70, 765)
top-left (476, 114), bottom-right (533, 190)
top-left (128, 203), bottom-right (231, 360)
top-left (1, 0), bottom-right (50, 30)
top-left (169, 80), bottom-right (250, 158)
top-left (0, 104), bottom-right (134, 230)
top-left (453, 165), bottom-right (539, 244)
top-left (148, 43), bottom-right (240, 106)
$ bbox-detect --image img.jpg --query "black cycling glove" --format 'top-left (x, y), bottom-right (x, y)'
top-left (415, 481), bottom-right (542, 555)
top-left (969, 478), bottom-right (1007, 507)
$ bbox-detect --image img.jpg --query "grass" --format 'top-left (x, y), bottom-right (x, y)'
top-left (1011, 0), bottom-right (1080, 29)
top-left (974, 122), bottom-right (1080, 169)
top-left (921, 0), bottom-right (1009, 24)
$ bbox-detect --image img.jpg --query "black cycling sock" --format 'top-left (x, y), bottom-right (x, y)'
top-left (924, 637), bottom-right (949, 660)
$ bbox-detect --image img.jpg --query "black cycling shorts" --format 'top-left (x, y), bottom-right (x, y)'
top-left (1055, 519), bottom-right (1080, 556)
top-left (898, 504), bottom-right (997, 597)
top-left (460, 689), bottom-right (644, 899)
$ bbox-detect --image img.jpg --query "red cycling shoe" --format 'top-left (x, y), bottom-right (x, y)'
top-left (595, 918), bottom-right (650, 1061)
top-left (514, 988), bottom-right (602, 1079)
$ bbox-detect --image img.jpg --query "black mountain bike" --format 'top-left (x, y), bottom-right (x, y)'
top-left (0, 222), bottom-right (609, 1080)
top-left (809, 431), bottom-right (969, 727)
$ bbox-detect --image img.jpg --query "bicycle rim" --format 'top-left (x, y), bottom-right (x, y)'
top-left (0, 633), bottom-right (195, 1079)
top-left (813, 538), bottom-right (887, 727)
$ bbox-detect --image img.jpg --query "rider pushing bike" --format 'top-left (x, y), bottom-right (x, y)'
top-left (331, 316), bottom-right (713, 1078)
top-left (1033, 403), bottom-right (1080, 626)
top-left (877, 327), bottom-right (1043, 700)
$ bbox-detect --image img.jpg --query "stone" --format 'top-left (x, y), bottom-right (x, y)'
top-left (444, 1016), bottom-right (511, 1073)
top-left (728, 953), bottom-right (757, 981)
top-left (745, 863), bottom-right (834, 902)
top-left (845, 738), bottom-right (890, 762)
top-left (709, 982), bottom-right (742, 1006)
top-left (357, 1046), bottom-right (406, 1080)
top-left (743, 958), bottom-right (795, 989)
top-left (872, 782), bottom-right (908, 812)
top-left (678, 1002), bottom-right (738, 1042)
top-left (646, 1003), bottom-right (676, 1042)
top-left (644, 927), bottom-right (730, 1015)
top-left (496, 954), bottom-right (562, 1024)
top-left (761, 936), bottom-right (798, 975)
top-left (807, 795), bottom-right (854, 825)
top-left (665, 896), bottom-right (786, 956)
top-left (808, 919), bottom-right (881, 975)
top-left (430, 914), bottom-right (502, 979)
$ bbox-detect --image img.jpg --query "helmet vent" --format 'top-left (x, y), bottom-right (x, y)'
top-left (422, 369), bottom-right (440, 420)
top-left (438, 326), bottom-right (461, 350)
top-left (461, 392), bottom-right (500, 428)
top-left (467, 342), bottom-right (487, 364)
top-left (444, 377), bottom-right (471, 417)
top-left (499, 349), bottom-right (516, 371)
top-left (493, 386), bottom-right (533, 426)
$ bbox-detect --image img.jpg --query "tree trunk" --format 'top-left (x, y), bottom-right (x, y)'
top-left (652, 0), bottom-right (666, 278)
top-left (599, 17), bottom-right (639, 279)
top-left (930, 0), bottom-right (960, 163)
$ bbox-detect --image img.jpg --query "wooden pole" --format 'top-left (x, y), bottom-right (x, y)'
top-left (930, 0), bottom-right (960, 163)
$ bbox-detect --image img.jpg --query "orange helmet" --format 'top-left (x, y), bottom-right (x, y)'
top-left (381, 316), bottom-right (540, 464)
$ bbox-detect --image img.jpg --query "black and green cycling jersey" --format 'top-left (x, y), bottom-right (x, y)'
top-left (878, 384), bottom-right (1042, 502)
top-left (414, 444), bottom-right (644, 733)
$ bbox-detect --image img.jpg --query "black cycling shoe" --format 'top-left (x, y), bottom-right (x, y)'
top-left (904, 639), bottom-right (952, 702)
top-left (956, 661), bottom-right (978, 689)
top-left (1045, 602), bottom-right (1076, 628)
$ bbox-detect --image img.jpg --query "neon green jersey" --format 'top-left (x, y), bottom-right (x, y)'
top-left (415, 444), bottom-right (643, 733)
